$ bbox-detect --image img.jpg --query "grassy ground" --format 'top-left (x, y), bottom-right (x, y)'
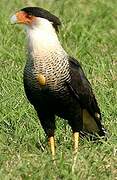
top-left (0, 0), bottom-right (117, 179)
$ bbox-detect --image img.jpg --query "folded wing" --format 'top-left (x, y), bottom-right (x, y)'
top-left (67, 57), bottom-right (106, 137)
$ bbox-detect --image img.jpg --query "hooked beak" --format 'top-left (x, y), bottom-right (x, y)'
top-left (10, 14), bottom-right (18, 24)
top-left (10, 11), bottom-right (35, 25)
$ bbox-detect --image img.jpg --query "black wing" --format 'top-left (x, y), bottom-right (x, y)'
top-left (67, 57), bottom-right (106, 136)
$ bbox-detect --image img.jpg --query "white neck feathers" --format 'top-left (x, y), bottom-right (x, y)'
top-left (26, 18), bottom-right (62, 54)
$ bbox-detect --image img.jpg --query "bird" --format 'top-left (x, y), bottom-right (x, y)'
top-left (11, 7), bottom-right (107, 159)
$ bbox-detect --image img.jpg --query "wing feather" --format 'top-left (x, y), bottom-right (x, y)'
top-left (67, 57), bottom-right (106, 136)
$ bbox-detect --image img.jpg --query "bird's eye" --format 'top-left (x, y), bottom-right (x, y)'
top-left (28, 15), bottom-right (32, 19)
top-left (25, 13), bottom-right (32, 19)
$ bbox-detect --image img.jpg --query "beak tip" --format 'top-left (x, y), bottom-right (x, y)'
top-left (10, 14), bottom-right (17, 24)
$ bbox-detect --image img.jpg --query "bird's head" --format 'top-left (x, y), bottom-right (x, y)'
top-left (10, 7), bottom-right (61, 32)
top-left (10, 7), bottom-right (64, 54)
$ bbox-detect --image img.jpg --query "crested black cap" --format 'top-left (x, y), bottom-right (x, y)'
top-left (21, 7), bottom-right (61, 31)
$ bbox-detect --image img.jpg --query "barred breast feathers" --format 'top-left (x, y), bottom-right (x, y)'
top-left (24, 17), bottom-right (71, 92)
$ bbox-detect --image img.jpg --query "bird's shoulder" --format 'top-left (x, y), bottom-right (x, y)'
top-left (68, 56), bottom-right (92, 95)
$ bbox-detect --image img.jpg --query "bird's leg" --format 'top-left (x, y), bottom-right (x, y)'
top-left (36, 110), bottom-right (56, 161)
top-left (72, 132), bottom-right (79, 173)
top-left (73, 132), bottom-right (79, 155)
top-left (48, 136), bottom-right (56, 161)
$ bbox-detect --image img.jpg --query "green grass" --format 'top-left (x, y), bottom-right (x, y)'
top-left (0, 0), bottom-right (117, 179)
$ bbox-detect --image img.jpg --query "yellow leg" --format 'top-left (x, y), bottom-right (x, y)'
top-left (73, 132), bottom-right (79, 154)
top-left (48, 136), bottom-right (55, 161)
top-left (72, 132), bottom-right (79, 173)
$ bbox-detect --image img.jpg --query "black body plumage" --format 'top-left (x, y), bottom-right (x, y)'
top-left (21, 7), bottom-right (107, 139)
top-left (24, 56), bottom-right (106, 138)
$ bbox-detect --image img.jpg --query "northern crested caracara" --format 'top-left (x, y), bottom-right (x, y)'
top-left (11, 7), bottom-right (107, 159)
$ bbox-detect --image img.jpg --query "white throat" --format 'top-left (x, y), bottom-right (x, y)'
top-left (26, 18), bottom-right (62, 54)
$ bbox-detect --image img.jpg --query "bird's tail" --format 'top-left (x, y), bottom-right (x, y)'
top-left (81, 109), bottom-right (108, 141)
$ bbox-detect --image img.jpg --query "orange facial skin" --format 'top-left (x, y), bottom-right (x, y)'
top-left (16, 11), bottom-right (36, 25)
